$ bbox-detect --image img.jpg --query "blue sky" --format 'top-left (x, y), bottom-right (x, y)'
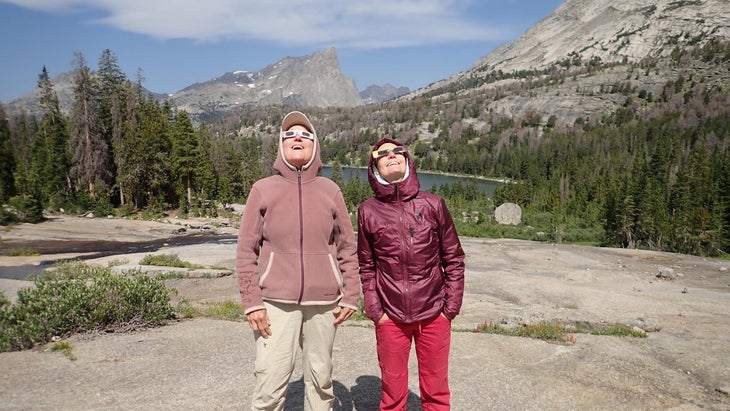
top-left (0, 0), bottom-right (564, 103)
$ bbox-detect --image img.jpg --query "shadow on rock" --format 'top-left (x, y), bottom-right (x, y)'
top-left (283, 375), bottom-right (421, 410)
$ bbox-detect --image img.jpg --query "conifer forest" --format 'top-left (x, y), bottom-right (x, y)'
top-left (1, 42), bottom-right (729, 257)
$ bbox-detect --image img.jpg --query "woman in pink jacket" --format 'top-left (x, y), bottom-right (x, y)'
top-left (236, 111), bottom-right (360, 411)
top-left (358, 137), bottom-right (465, 411)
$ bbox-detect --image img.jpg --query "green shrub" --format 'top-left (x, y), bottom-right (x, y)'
top-left (591, 324), bottom-right (647, 338)
top-left (114, 204), bottom-right (137, 218)
top-left (139, 253), bottom-right (201, 269)
top-left (6, 195), bottom-right (43, 224)
top-left (0, 261), bottom-right (176, 352)
top-left (2, 247), bottom-right (39, 256)
top-left (0, 206), bottom-right (20, 225)
top-left (475, 321), bottom-right (566, 341)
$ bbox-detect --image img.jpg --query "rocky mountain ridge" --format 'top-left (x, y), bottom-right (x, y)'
top-left (2, 48), bottom-right (408, 123)
top-left (359, 84), bottom-right (411, 105)
top-left (473, 0), bottom-right (730, 73)
top-left (3, 0), bottom-right (728, 127)
top-left (403, 0), bottom-right (729, 126)
top-left (167, 47), bottom-right (363, 122)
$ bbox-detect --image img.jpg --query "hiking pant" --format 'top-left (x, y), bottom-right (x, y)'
top-left (375, 314), bottom-right (452, 411)
top-left (251, 301), bottom-right (338, 411)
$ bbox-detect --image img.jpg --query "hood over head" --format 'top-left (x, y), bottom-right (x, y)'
top-left (367, 137), bottom-right (419, 202)
top-left (274, 111), bottom-right (322, 181)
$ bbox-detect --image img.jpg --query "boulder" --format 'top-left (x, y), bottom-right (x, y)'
top-left (495, 202), bottom-right (522, 225)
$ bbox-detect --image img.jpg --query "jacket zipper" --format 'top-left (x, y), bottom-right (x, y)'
top-left (409, 227), bottom-right (414, 253)
top-left (297, 170), bottom-right (305, 304)
top-left (396, 184), bottom-right (412, 322)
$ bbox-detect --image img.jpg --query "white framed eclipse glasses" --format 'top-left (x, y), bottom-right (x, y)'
top-left (281, 130), bottom-right (315, 140)
top-left (372, 146), bottom-right (407, 159)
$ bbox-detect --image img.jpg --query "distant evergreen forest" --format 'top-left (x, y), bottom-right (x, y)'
top-left (1, 42), bottom-right (728, 257)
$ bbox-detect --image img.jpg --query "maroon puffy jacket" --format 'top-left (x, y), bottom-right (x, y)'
top-left (357, 138), bottom-right (465, 324)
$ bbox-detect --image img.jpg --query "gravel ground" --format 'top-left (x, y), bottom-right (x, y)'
top-left (1, 216), bottom-right (729, 410)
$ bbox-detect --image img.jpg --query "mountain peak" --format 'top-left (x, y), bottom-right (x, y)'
top-left (167, 47), bottom-right (362, 121)
top-left (473, 0), bottom-right (729, 72)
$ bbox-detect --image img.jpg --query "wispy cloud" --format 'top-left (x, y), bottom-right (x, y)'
top-left (2, 0), bottom-right (506, 48)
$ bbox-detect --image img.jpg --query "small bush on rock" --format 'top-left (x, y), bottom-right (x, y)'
top-left (139, 253), bottom-right (201, 269)
top-left (0, 261), bottom-right (176, 352)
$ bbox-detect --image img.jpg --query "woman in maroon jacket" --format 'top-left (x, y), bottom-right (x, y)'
top-left (357, 137), bottom-right (466, 411)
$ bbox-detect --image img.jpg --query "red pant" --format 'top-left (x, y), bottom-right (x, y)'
top-left (375, 315), bottom-right (452, 411)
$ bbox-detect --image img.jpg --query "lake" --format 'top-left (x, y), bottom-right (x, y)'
top-left (321, 166), bottom-right (500, 198)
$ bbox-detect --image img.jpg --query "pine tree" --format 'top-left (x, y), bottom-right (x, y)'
top-left (123, 95), bottom-right (171, 210)
top-left (8, 112), bottom-right (37, 197)
top-left (170, 110), bottom-right (199, 211)
top-left (33, 67), bottom-right (72, 209)
top-left (670, 143), bottom-right (723, 256)
top-left (720, 154), bottom-right (730, 254)
top-left (194, 124), bottom-right (218, 209)
top-left (0, 104), bottom-right (16, 201)
top-left (330, 161), bottom-right (344, 188)
top-left (216, 146), bottom-right (241, 205)
top-left (97, 49), bottom-right (128, 204)
top-left (232, 136), bottom-right (264, 200)
top-left (69, 52), bottom-right (110, 199)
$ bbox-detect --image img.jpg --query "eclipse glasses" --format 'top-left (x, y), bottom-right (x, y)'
top-left (372, 146), bottom-right (408, 159)
top-left (281, 130), bottom-right (315, 140)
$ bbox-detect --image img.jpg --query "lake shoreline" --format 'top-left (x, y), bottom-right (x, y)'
top-left (323, 163), bottom-right (511, 183)
top-left (322, 165), bottom-right (503, 197)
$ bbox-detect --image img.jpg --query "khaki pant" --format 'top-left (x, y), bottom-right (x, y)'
top-left (251, 301), bottom-right (337, 411)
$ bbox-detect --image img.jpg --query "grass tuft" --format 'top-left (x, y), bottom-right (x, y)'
top-left (175, 297), bottom-right (197, 319)
top-left (475, 321), bottom-right (566, 341)
top-left (591, 324), bottom-right (647, 338)
top-left (350, 297), bottom-right (369, 321)
top-left (47, 340), bottom-right (76, 360)
top-left (474, 320), bottom-right (648, 342)
top-left (3, 247), bottom-right (39, 256)
top-left (139, 253), bottom-right (202, 269)
top-left (107, 258), bottom-right (129, 267)
top-left (200, 300), bottom-right (244, 320)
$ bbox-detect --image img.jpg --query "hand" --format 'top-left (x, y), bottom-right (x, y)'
top-left (333, 306), bottom-right (354, 325)
top-left (377, 313), bottom-right (390, 324)
top-left (246, 309), bottom-right (272, 338)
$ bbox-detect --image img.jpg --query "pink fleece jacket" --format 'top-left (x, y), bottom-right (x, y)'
top-left (235, 129), bottom-right (360, 315)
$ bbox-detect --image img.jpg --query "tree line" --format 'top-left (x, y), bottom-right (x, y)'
top-left (0, 50), bottom-right (267, 222)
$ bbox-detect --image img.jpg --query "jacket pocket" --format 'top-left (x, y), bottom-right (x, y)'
top-left (410, 223), bottom-right (439, 262)
top-left (259, 251), bottom-right (275, 287)
top-left (300, 252), bottom-right (342, 300)
top-left (328, 254), bottom-right (344, 287)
